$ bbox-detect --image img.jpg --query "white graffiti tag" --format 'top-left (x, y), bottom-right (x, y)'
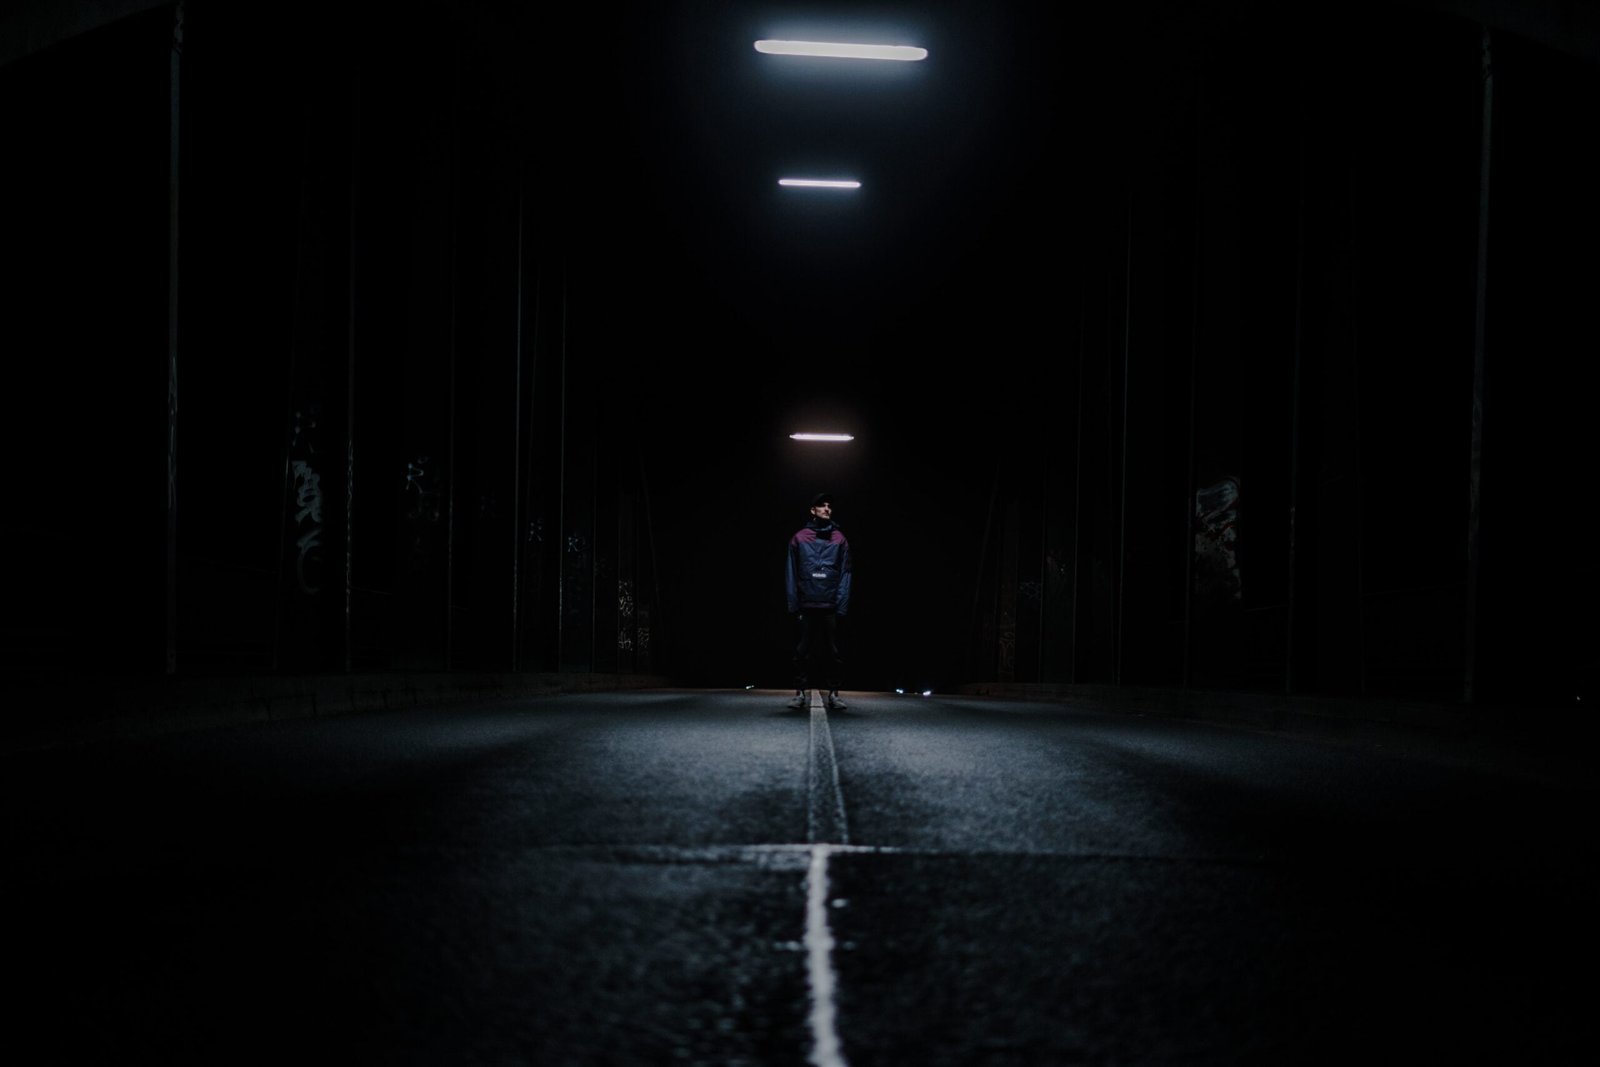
top-left (292, 459), bottom-right (324, 593)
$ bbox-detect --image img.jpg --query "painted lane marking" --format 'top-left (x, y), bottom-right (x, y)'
top-left (513, 842), bottom-right (1263, 865)
top-left (808, 692), bottom-right (849, 845)
top-left (806, 845), bottom-right (848, 1067)
top-left (805, 695), bottom-right (851, 1065)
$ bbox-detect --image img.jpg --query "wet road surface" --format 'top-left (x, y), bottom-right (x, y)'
top-left (6, 691), bottom-right (1591, 1063)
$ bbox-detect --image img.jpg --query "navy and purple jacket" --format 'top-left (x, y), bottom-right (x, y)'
top-left (787, 519), bottom-right (851, 616)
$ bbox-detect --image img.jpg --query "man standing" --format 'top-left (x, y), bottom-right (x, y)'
top-left (786, 492), bottom-right (851, 711)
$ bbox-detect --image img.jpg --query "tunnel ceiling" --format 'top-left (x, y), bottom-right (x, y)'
top-left (4, 0), bottom-right (1595, 445)
top-left (495, 0), bottom-right (1171, 433)
top-left (471, 0), bottom-right (1596, 434)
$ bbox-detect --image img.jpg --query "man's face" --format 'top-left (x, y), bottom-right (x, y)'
top-left (810, 501), bottom-right (832, 522)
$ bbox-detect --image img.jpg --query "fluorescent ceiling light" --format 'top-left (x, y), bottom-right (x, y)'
top-left (790, 433), bottom-right (855, 442)
top-left (778, 179), bottom-right (861, 189)
top-left (755, 40), bottom-right (928, 61)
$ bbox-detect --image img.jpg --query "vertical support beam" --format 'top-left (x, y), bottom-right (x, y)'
top-left (1069, 280), bottom-right (1087, 684)
top-left (1181, 78), bottom-right (1204, 692)
top-left (1284, 107), bottom-right (1308, 696)
top-left (511, 181), bottom-right (525, 670)
top-left (556, 261), bottom-right (568, 668)
top-left (638, 450), bottom-right (663, 670)
top-left (967, 461), bottom-right (1001, 680)
top-left (1115, 188), bottom-right (1133, 686)
top-left (520, 233), bottom-right (545, 671)
top-left (1464, 28), bottom-right (1493, 704)
top-left (1038, 444), bottom-right (1048, 682)
top-left (985, 483), bottom-right (998, 675)
top-left (617, 491), bottom-right (636, 673)
top-left (273, 94), bottom-right (316, 674)
top-left (443, 48), bottom-right (460, 671)
top-left (165, 1), bottom-right (184, 676)
top-left (590, 402), bottom-right (598, 672)
top-left (272, 344), bottom-right (293, 672)
top-left (1350, 175), bottom-right (1369, 698)
top-left (998, 498), bottom-right (1019, 683)
top-left (343, 67), bottom-right (359, 673)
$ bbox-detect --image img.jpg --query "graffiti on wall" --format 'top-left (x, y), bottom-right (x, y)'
top-left (402, 455), bottom-right (443, 569)
top-left (617, 579), bottom-right (635, 651)
top-left (565, 534), bottom-right (590, 622)
top-left (403, 457), bottom-right (439, 521)
top-left (291, 459), bottom-right (324, 594)
top-left (289, 407), bottom-right (323, 594)
top-left (1194, 476), bottom-right (1240, 602)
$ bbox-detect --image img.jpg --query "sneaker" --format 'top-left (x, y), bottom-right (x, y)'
top-left (825, 691), bottom-right (849, 711)
top-left (787, 690), bottom-right (809, 711)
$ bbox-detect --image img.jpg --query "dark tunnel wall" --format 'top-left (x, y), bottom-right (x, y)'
top-left (967, 6), bottom-right (1599, 708)
top-left (0, 3), bottom-right (660, 685)
top-left (1, 1), bottom-right (1595, 713)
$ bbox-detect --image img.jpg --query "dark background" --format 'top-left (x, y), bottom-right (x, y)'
top-left (1, 0), bottom-right (1596, 705)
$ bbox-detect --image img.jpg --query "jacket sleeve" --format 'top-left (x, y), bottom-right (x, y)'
top-left (785, 538), bottom-right (799, 614)
top-left (835, 538), bottom-right (852, 616)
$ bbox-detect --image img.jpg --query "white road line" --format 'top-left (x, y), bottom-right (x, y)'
top-left (804, 696), bottom-right (851, 1066)
top-left (514, 842), bottom-right (1270, 870)
top-left (806, 844), bottom-right (849, 1067)
top-left (808, 693), bottom-right (849, 845)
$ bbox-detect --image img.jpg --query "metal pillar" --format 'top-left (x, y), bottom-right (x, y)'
top-left (1464, 28), bottom-right (1493, 704)
top-left (1284, 110), bottom-right (1308, 695)
top-left (1069, 277), bottom-right (1087, 683)
top-left (968, 461), bottom-right (1001, 679)
top-left (638, 450), bottom-right (663, 670)
top-left (443, 46), bottom-right (460, 670)
top-left (556, 261), bottom-right (567, 667)
top-left (1115, 188), bottom-right (1133, 686)
top-left (165, 1), bottom-right (183, 676)
top-left (511, 183), bottom-right (526, 670)
top-left (1181, 77), bottom-right (1204, 692)
top-left (343, 68), bottom-right (359, 673)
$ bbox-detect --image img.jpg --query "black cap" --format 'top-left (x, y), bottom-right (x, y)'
top-left (810, 492), bottom-right (834, 508)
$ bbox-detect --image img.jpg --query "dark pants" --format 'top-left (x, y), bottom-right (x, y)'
top-left (793, 609), bottom-right (842, 692)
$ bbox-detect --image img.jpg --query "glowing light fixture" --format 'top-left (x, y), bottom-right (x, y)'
top-left (790, 433), bottom-right (855, 442)
top-left (778, 178), bottom-right (861, 189)
top-left (755, 40), bottom-right (927, 61)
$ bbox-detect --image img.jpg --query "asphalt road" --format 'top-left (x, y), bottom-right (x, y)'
top-left (6, 691), bottom-right (1591, 1064)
